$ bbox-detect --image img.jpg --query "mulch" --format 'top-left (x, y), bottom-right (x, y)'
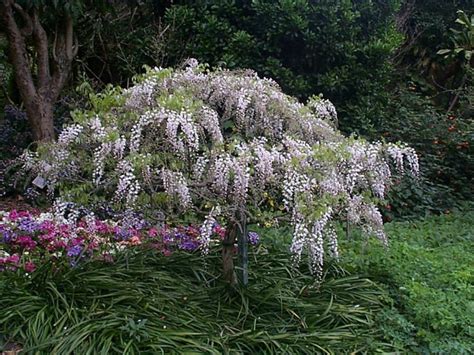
top-left (0, 195), bottom-right (39, 212)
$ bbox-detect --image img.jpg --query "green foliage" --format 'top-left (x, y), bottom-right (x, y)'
top-left (437, 10), bottom-right (474, 64)
top-left (342, 209), bottom-right (474, 353)
top-left (377, 84), bottom-right (473, 218)
top-left (396, 1), bottom-right (473, 113)
top-left (397, 0), bottom-right (472, 75)
top-left (161, 0), bottom-right (402, 129)
top-left (0, 244), bottom-right (390, 353)
top-left (74, 3), bottom-right (166, 88)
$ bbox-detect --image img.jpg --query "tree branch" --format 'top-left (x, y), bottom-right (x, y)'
top-left (1, 0), bottom-right (37, 103)
top-left (12, 2), bottom-right (33, 37)
top-left (51, 15), bottom-right (77, 101)
top-left (32, 9), bottom-right (51, 93)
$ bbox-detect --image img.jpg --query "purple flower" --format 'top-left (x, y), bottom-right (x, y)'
top-left (162, 233), bottom-right (174, 244)
top-left (179, 239), bottom-right (200, 251)
top-left (18, 218), bottom-right (41, 233)
top-left (67, 245), bottom-right (83, 257)
top-left (248, 231), bottom-right (260, 246)
top-left (114, 227), bottom-right (132, 240)
top-left (0, 227), bottom-right (14, 243)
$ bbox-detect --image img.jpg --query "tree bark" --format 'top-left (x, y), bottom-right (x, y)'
top-left (222, 221), bottom-right (237, 285)
top-left (1, 0), bottom-right (77, 142)
top-left (24, 96), bottom-right (55, 142)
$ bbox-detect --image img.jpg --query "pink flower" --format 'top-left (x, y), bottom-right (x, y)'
top-left (70, 237), bottom-right (84, 246)
top-left (50, 240), bottom-right (67, 251)
top-left (8, 210), bottom-right (19, 221)
top-left (148, 227), bottom-right (159, 237)
top-left (88, 239), bottom-right (99, 249)
top-left (24, 261), bottom-right (36, 273)
top-left (7, 254), bottom-right (20, 264)
top-left (95, 220), bottom-right (110, 234)
top-left (214, 225), bottom-right (226, 239)
top-left (40, 221), bottom-right (55, 233)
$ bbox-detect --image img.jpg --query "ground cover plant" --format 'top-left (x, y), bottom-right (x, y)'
top-left (341, 209), bottom-right (474, 353)
top-left (1, 232), bottom-right (389, 354)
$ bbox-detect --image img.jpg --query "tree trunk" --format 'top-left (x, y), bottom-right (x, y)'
top-left (24, 96), bottom-right (55, 142)
top-left (1, 0), bottom-right (77, 143)
top-left (222, 221), bottom-right (237, 285)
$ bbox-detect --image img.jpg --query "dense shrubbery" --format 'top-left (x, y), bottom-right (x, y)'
top-left (375, 84), bottom-right (473, 218)
top-left (162, 0), bottom-right (401, 129)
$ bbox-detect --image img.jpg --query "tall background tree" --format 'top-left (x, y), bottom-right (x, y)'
top-left (0, 0), bottom-right (85, 141)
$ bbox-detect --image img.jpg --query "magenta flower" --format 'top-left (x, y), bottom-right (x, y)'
top-left (40, 221), bottom-right (55, 233)
top-left (24, 261), bottom-right (36, 273)
top-left (16, 235), bottom-right (37, 250)
top-left (8, 210), bottom-right (20, 221)
top-left (7, 254), bottom-right (20, 264)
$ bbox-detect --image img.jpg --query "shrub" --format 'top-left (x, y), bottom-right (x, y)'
top-left (21, 61), bottom-right (418, 281)
top-left (378, 85), bottom-right (473, 218)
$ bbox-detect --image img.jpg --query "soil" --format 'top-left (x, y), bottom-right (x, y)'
top-left (0, 195), bottom-right (39, 212)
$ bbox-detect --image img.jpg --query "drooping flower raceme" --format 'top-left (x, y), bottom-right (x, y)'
top-left (21, 61), bottom-right (419, 277)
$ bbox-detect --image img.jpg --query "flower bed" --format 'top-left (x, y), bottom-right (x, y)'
top-left (0, 209), bottom-right (258, 273)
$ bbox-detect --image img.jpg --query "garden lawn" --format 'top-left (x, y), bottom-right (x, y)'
top-left (341, 210), bottom-right (474, 353)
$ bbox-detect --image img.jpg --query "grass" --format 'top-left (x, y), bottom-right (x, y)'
top-left (341, 210), bottom-right (474, 354)
top-left (0, 244), bottom-right (388, 354)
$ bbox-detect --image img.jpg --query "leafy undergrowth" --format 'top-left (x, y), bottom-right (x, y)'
top-left (342, 210), bottom-right (474, 354)
top-left (0, 245), bottom-right (389, 354)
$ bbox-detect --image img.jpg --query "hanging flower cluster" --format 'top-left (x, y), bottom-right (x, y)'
top-left (21, 60), bottom-right (418, 277)
top-left (0, 209), bottom-right (260, 273)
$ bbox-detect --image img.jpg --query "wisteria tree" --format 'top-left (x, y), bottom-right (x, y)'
top-left (22, 60), bottom-right (419, 284)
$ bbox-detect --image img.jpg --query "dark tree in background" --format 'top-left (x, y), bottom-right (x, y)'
top-left (0, 0), bottom-right (81, 142)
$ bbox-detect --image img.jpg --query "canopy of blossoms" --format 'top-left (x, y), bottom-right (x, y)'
top-left (21, 59), bottom-right (418, 278)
